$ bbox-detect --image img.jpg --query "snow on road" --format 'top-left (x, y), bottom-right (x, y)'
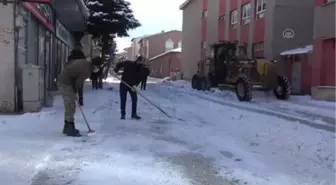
top-left (0, 77), bottom-right (334, 185)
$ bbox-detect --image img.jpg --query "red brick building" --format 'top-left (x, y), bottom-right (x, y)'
top-left (148, 48), bottom-right (181, 78)
top-left (312, 0), bottom-right (335, 87)
top-left (138, 30), bottom-right (182, 60)
top-left (180, 0), bottom-right (315, 80)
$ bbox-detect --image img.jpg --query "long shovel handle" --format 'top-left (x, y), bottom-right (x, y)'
top-left (76, 100), bottom-right (93, 131)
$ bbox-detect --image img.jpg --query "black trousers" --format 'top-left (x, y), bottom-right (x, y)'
top-left (119, 83), bottom-right (137, 116)
top-left (91, 78), bottom-right (98, 90)
top-left (140, 77), bottom-right (148, 90)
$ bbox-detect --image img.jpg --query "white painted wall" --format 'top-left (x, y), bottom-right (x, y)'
top-left (0, 4), bottom-right (15, 112)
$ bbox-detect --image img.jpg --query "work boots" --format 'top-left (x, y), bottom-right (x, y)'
top-left (62, 121), bottom-right (82, 137)
top-left (131, 114), bottom-right (141, 120)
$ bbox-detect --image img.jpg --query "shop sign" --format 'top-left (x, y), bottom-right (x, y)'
top-left (23, 2), bottom-right (54, 32)
top-left (22, 0), bottom-right (52, 3)
top-left (56, 20), bottom-right (72, 45)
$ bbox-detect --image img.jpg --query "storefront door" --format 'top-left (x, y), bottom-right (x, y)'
top-left (38, 25), bottom-right (46, 103)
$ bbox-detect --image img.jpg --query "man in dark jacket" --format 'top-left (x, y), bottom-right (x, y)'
top-left (113, 56), bottom-right (143, 120)
top-left (91, 57), bottom-right (101, 90)
top-left (140, 65), bottom-right (150, 90)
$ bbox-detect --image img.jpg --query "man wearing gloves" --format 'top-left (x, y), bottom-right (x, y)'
top-left (58, 50), bottom-right (92, 137)
top-left (113, 56), bottom-right (143, 120)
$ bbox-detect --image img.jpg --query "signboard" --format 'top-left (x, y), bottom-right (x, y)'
top-left (22, 0), bottom-right (52, 3)
top-left (23, 2), bottom-right (54, 32)
top-left (56, 20), bottom-right (73, 46)
top-left (282, 28), bottom-right (295, 39)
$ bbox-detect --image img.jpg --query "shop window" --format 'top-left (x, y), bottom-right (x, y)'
top-left (27, 16), bottom-right (38, 65)
top-left (38, 25), bottom-right (45, 67)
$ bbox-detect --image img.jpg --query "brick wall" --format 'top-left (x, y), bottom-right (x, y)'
top-left (149, 52), bottom-right (181, 78)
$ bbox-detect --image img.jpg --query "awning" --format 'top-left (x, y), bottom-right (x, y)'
top-left (280, 45), bottom-right (313, 56)
top-left (52, 0), bottom-right (89, 32)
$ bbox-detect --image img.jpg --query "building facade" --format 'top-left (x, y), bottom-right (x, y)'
top-left (0, 0), bottom-right (88, 113)
top-left (138, 30), bottom-right (182, 60)
top-left (149, 48), bottom-right (181, 78)
top-left (312, 0), bottom-right (335, 87)
top-left (180, 0), bottom-right (315, 80)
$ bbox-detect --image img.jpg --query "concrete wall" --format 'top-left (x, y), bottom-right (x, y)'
top-left (206, 0), bottom-right (219, 46)
top-left (269, 0), bottom-right (315, 60)
top-left (181, 0), bottom-right (202, 80)
top-left (0, 4), bottom-right (15, 112)
top-left (149, 52), bottom-right (181, 78)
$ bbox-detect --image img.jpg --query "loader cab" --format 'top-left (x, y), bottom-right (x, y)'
top-left (209, 41), bottom-right (237, 85)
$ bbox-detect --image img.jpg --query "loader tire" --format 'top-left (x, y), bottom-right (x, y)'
top-left (235, 76), bottom-right (252, 101)
top-left (273, 76), bottom-right (291, 100)
top-left (199, 76), bottom-right (211, 91)
top-left (191, 75), bottom-right (200, 90)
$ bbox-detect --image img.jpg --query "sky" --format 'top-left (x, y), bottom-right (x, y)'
top-left (115, 0), bottom-right (185, 51)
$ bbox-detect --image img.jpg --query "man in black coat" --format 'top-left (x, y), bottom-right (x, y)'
top-left (113, 56), bottom-right (143, 120)
top-left (140, 65), bottom-right (150, 90)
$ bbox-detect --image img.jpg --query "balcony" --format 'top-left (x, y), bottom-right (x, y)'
top-left (314, 0), bottom-right (335, 39)
top-left (52, 0), bottom-right (89, 32)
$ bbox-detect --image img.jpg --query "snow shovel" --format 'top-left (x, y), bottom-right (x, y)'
top-left (113, 75), bottom-right (172, 118)
top-left (76, 100), bottom-right (96, 136)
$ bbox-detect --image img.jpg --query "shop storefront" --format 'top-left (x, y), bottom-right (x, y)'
top-left (55, 20), bottom-right (74, 87)
top-left (18, 2), bottom-right (54, 111)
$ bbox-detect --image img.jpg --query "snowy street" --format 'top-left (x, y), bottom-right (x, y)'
top-left (0, 77), bottom-right (335, 185)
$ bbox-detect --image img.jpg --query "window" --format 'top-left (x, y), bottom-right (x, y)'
top-left (242, 3), bottom-right (251, 20)
top-left (219, 15), bottom-right (225, 22)
top-left (230, 10), bottom-right (238, 25)
top-left (165, 39), bottom-right (174, 51)
top-left (201, 40), bottom-right (207, 49)
top-left (202, 10), bottom-right (208, 18)
top-left (178, 40), bottom-right (182, 48)
top-left (256, 0), bottom-right (266, 13)
top-left (253, 42), bottom-right (264, 51)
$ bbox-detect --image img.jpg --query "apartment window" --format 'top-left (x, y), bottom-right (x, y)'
top-left (253, 42), bottom-right (264, 51)
top-left (178, 40), bottom-right (182, 48)
top-left (165, 39), bottom-right (174, 51)
top-left (201, 40), bottom-right (207, 49)
top-left (256, 0), bottom-right (266, 13)
top-left (242, 3), bottom-right (251, 25)
top-left (219, 15), bottom-right (225, 22)
top-left (230, 10), bottom-right (238, 25)
top-left (202, 10), bottom-right (208, 18)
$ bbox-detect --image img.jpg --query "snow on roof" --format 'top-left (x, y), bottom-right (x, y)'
top-left (280, 45), bottom-right (313, 56)
top-left (148, 48), bottom-right (181, 61)
top-left (179, 0), bottom-right (192, 10)
top-left (137, 30), bottom-right (181, 43)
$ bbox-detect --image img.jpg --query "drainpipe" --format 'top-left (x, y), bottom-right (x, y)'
top-left (13, 0), bottom-right (18, 112)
